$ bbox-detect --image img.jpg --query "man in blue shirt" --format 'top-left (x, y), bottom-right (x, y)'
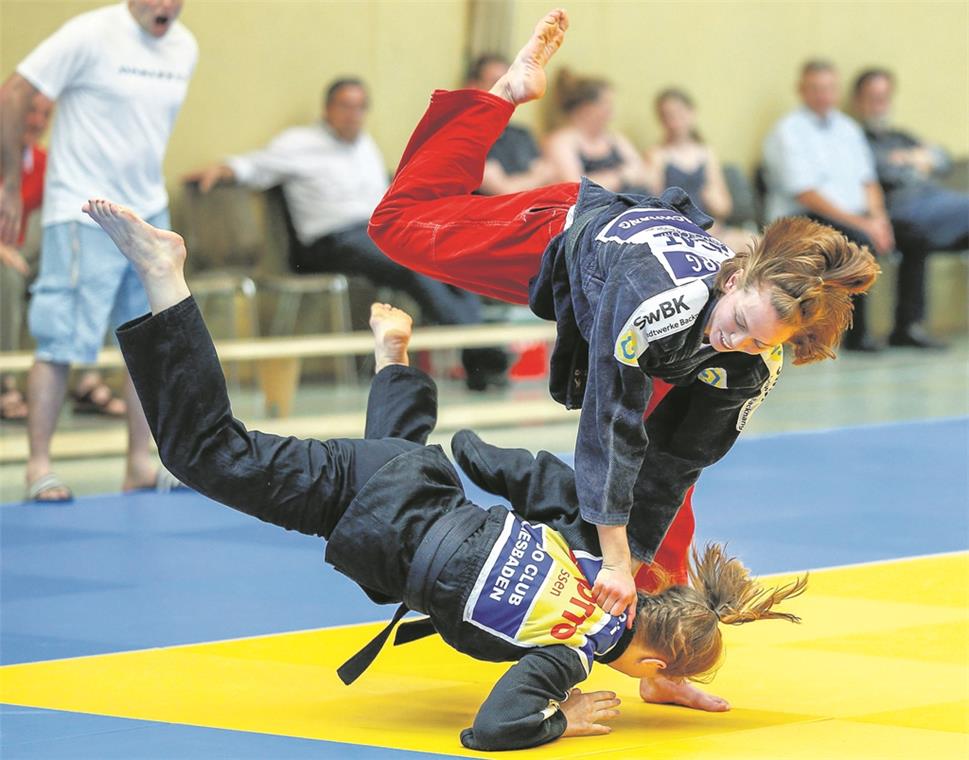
top-left (763, 60), bottom-right (893, 352)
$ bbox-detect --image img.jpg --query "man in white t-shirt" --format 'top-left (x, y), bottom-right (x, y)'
top-left (0, 0), bottom-right (198, 502)
top-left (186, 78), bottom-right (509, 391)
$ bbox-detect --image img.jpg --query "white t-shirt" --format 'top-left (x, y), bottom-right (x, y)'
top-left (226, 124), bottom-right (388, 244)
top-left (17, 3), bottom-right (198, 227)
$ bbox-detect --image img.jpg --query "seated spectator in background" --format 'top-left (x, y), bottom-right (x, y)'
top-left (0, 94), bottom-right (127, 422)
top-left (186, 77), bottom-right (507, 390)
top-left (762, 59), bottom-right (894, 352)
top-left (465, 54), bottom-right (554, 194)
top-left (544, 70), bottom-right (654, 193)
top-left (645, 88), bottom-right (756, 254)
top-left (853, 68), bottom-right (968, 348)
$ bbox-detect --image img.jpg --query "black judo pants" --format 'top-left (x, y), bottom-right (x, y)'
top-left (116, 296), bottom-right (437, 539)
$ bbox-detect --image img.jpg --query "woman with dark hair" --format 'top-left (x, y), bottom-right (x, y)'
top-left (544, 69), bottom-right (654, 193)
top-left (646, 88), bottom-right (756, 253)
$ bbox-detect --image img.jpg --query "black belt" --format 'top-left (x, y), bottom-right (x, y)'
top-left (336, 505), bottom-right (489, 685)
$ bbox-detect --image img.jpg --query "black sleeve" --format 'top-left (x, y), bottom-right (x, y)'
top-left (460, 646), bottom-right (587, 752)
top-left (574, 276), bottom-right (653, 528)
top-left (364, 364), bottom-right (438, 443)
top-left (627, 351), bottom-right (780, 561)
top-left (117, 297), bottom-right (353, 538)
top-left (451, 429), bottom-right (580, 525)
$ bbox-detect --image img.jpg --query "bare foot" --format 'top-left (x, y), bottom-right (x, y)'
top-left (82, 198), bottom-right (190, 314)
top-left (490, 8), bottom-right (569, 105)
top-left (640, 675), bottom-right (730, 712)
top-left (369, 303), bottom-right (413, 372)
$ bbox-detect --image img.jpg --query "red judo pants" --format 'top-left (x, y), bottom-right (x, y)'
top-left (369, 89), bottom-right (693, 590)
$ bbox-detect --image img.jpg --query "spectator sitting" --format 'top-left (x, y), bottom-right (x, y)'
top-left (0, 0), bottom-right (198, 502)
top-left (185, 77), bottom-right (507, 390)
top-left (544, 69), bottom-right (654, 193)
top-left (853, 68), bottom-right (968, 348)
top-left (762, 59), bottom-right (893, 352)
top-left (645, 88), bottom-right (756, 254)
top-left (464, 54), bottom-right (554, 194)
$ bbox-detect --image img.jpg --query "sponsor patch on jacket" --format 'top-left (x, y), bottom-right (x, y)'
top-left (464, 512), bottom-right (626, 673)
top-left (736, 344), bottom-right (783, 431)
top-left (613, 280), bottom-right (710, 366)
top-left (698, 367), bottom-right (728, 389)
top-left (596, 207), bottom-right (735, 285)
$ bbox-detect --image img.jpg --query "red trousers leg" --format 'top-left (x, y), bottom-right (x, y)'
top-left (634, 379), bottom-right (695, 592)
top-left (369, 89), bottom-right (577, 304)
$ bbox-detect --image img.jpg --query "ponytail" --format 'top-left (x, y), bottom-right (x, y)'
top-left (634, 543), bottom-right (806, 681)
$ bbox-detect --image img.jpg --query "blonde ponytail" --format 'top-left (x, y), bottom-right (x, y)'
top-left (635, 543), bottom-right (807, 681)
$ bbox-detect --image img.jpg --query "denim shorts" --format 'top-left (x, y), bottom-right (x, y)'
top-left (28, 209), bottom-right (169, 364)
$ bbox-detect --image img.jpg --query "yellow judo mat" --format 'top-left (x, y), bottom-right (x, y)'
top-left (2, 553), bottom-right (967, 759)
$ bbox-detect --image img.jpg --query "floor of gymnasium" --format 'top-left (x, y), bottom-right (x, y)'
top-left (1, 341), bottom-right (967, 759)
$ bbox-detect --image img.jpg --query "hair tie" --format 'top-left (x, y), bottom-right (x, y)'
top-left (817, 276), bottom-right (824, 286)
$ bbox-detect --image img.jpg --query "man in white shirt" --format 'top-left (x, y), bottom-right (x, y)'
top-left (188, 78), bottom-right (508, 390)
top-left (762, 60), bottom-right (893, 352)
top-left (0, 0), bottom-right (198, 501)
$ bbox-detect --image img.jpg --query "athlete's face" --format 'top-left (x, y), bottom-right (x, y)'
top-left (605, 639), bottom-right (667, 678)
top-left (127, 0), bottom-right (183, 38)
top-left (707, 272), bottom-right (793, 355)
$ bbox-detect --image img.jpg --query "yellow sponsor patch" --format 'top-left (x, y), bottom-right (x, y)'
top-left (697, 367), bottom-right (728, 389)
top-left (614, 329), bottom-right (642, 366)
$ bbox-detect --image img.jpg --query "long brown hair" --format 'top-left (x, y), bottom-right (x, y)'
top-left (716, 217), bottom-right (880, 364)
top-left (635, 544), bottom-right (807, 682)
top-left (555, 68), bottom-right (610, 115)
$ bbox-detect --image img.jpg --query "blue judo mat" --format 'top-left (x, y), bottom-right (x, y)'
top-left (2, 416), bottom-right (967, 758)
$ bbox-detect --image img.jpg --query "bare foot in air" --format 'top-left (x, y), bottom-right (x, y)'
top-left (82, 198), bottom-right (190, 313)
top-left (640, 675), bottom-right (730, 712)
top-left (369, 303), bottom-right (413, 372)
top-left (490, 8), bottom-right (569, 105)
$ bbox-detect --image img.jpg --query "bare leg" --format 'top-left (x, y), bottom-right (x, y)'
top-left (25, 359), bottom-right (71, 498)
top-left (81, 199), bottom-right (190, 315)
top-left (121, 369), bottom-right (157, 491)
top-left (369, 303), bottom-right (413, 372)
top-left (640, 675), bottom-right (730, 712)
top-left (489, 8), bottom-right (569, 106)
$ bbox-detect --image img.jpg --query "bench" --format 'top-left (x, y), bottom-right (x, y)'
top-left (0, 320), bottom-right (559, 463)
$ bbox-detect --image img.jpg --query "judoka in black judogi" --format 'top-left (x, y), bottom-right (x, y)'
top-left (118, 297), bottom-right (645, 751)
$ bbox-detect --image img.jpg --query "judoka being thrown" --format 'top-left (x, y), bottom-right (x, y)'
top-left (79, 197), bottom-right (805, 751)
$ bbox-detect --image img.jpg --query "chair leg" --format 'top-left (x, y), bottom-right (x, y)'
top-left (328, 276), bottom-right (356, 385)
top-left (258, 357), bottom-right (301, 418)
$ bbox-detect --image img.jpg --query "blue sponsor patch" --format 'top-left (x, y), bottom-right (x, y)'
top-left (596, 207), bottom-right (735, 285)
top-left (470, 520), bottom-right (553, 639)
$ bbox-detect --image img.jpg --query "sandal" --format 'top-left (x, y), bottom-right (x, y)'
top-left (72, 380), bottom-right (127, 417)
top-left (26, 472), bottom-right (74, 504)
top-left (0, 376), bottom-right (28, 422)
